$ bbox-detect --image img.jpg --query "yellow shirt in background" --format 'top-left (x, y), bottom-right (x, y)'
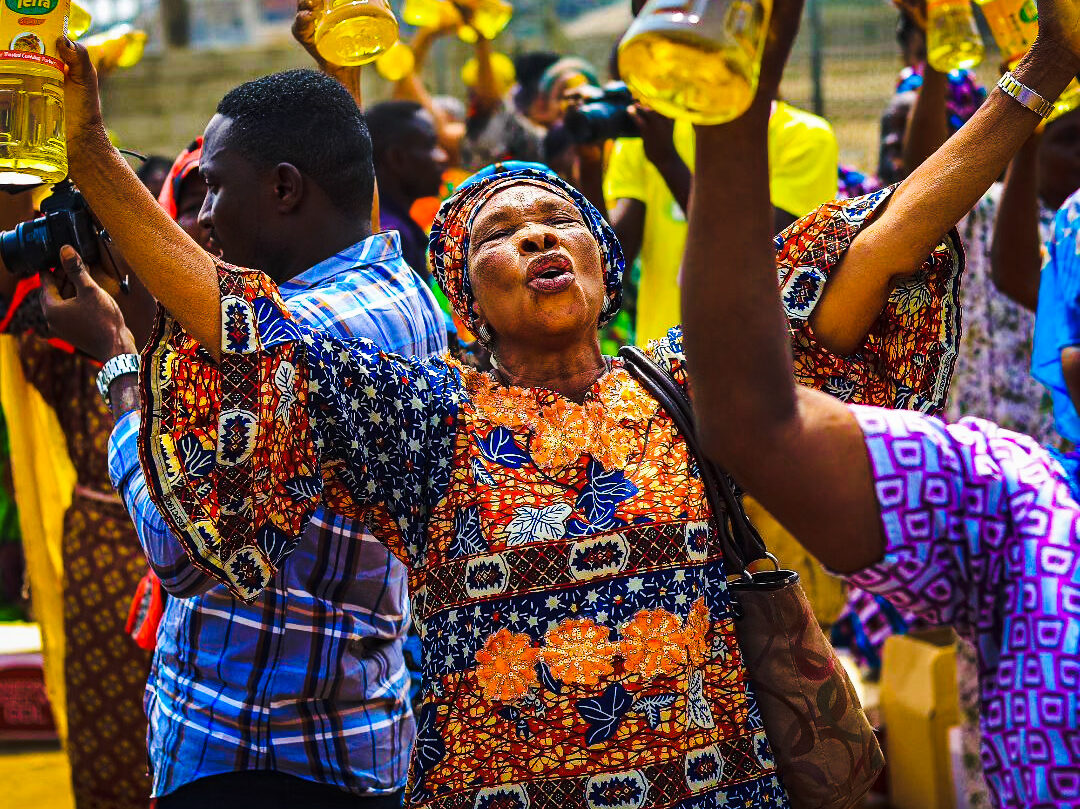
top-left (604, 101), bottom-right (840, 346)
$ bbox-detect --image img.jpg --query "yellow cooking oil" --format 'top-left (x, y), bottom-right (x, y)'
top-left (67, 0), bottom-right (89, 38)
top-left (618, 0), bottom-right (772, 125)
top-left (456, 0), bottom-right (512, 41)
top-left (402, 0), bottom-right (463, 30)
top-left (926, 0), bottom-right (985, 72)
top-left (976, 0), bottom-right (1037, 61)
top-left (314, 0), bottom-right (398, 67)
top-left (0, 0), bottom-right (72, 186)
top-left (375, 40), bottom-right (414, 81)
top-left (83, 24), bottom-right (147, 71)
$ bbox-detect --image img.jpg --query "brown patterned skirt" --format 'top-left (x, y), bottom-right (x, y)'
top-left (62, 491), bottom-right (153, 809)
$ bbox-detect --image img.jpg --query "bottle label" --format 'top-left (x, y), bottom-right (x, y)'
top-left (0, 0), bottom-right (69, 75)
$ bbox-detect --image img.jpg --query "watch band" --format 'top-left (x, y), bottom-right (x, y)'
top-left (96, 353), bottom-right (140, 408)
top-left (997, 72), bottom-right (1055, 120)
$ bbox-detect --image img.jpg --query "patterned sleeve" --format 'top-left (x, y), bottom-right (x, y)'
top-left (776, 187), bottom-right (962, 414)
top-left (844, 405), bottom-right (1060, 632)
top-left (0, 277), bottom-right (47, 336)
top-left (139, 260), bottom-right (461, 601)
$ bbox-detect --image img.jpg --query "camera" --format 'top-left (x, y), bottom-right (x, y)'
top-left (564, 82), bottom-right (639, 144)
top-left (0, 180), bottom-right (102, 278)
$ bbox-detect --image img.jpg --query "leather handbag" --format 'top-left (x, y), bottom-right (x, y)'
top-left (620, 345), bottom-right (884, 809)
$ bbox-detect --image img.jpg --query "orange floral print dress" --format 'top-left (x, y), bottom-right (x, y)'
top-left (138, 190), bottom-right (961, 809)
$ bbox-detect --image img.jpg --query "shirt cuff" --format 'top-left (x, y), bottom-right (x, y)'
top-left (108, 409), bottom-right (143, 493)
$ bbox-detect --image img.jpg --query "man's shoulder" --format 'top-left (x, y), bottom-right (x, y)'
top-left (771, 101), bottom-right (836, 140)
top-left (285, 251), bottom-right (443, 346)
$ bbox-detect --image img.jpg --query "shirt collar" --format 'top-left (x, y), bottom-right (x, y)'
top-left (278, 231), bottom-right (404, 297)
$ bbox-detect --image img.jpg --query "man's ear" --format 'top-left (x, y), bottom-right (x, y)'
top-left (272, 162), bottom-right (304, 213)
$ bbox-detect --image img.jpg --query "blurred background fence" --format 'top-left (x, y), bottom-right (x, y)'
top-left (89, 0), bottom-right (1003, 174)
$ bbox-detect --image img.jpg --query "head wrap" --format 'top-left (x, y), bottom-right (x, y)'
top-left (429, 161), bottom-right (625, 331)
top-left (157, 137), bottom-right (203, 220)
top-left (896, 65), bottom-right (987, 133)
top-left (537, 57), bottom-right (600, 98)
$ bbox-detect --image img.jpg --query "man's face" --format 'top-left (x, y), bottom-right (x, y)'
top-left (397, 110), bottom-right (449, 201)
top-left (197, 114), bottom-right (272, 270)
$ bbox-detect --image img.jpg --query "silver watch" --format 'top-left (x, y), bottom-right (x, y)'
top-left (96, 353), bottom-right (140, 407)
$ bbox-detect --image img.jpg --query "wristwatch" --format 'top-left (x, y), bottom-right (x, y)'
top-left (997, 72), bottom-right (1055, 120)
top-left (96, 353), bottom-right (140, 407)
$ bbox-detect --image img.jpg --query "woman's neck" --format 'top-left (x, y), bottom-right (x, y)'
top-left (494, 339), bottom-right (608, 402)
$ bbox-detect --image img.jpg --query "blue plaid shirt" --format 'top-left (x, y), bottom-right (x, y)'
top-left (108, 233), bottom-right (446, 798)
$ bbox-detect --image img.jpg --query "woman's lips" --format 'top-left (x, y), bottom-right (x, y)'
top-left (526, 255), bottom-right (575, 293)
top-left (527, 269), bottom-right (575, 293)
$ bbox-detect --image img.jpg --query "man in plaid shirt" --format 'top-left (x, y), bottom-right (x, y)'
top-left (52, 71), bottom-right (445, 808)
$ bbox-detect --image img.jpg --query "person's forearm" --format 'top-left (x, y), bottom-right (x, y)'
top-left (991, 134), bottom-right (1042, 311)
top-left (655, 154), bottom-right (691, 215)
top-left (810, 42), bottom-right (1080, 356)
top-left (68, 130), bottom-right (221, 359)
top-left (108, 373), bottom-right (139, 423)
top-left (471, 36), bottom-right (502, 114)
top-left (323, 64), bottom-right (363, 109)
top-left (682, 103), bottom-right (793, 453)
top-left (902, 64), bottom-right (950, 175)
top-left (109, 405), bottom-right (214, 597)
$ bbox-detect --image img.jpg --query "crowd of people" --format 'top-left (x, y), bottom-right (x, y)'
top-left (1, 0), bottom-right (1080, 807)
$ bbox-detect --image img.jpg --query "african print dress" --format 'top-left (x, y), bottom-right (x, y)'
top-left (138, 190), bottom-right (961, 809)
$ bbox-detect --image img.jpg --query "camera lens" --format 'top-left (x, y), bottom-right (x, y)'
top-left (0, 219), bottom-right (52, 279)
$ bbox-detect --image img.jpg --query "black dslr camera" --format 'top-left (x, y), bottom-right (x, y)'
top-left (564, 82), bottom-right (639, 144)
top-left (0, 180), bottom-right (102, 278)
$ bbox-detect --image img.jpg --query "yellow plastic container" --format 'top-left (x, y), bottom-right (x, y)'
top-left (314, 0), bottom-right (398, 67)
top-left (402, 0), bottom-right (462, 30)
top-left (0, 0), bottom-right (72, 186)
top-left (926, 0), bottom-right (985, 72)
top-left (456, 0), bottom-right (512, 41)
top-left (375, 40), bottom-right (414, 81)
top-left (67, 1), bottom-right (90, 39)
top-left (976, 0), bottom-right (1037, 61)
top-left (83, 24), bottom-right (147, 72)
top-left (618, 0), bottom-right (773, 125)
top-left (975, 0), bottom-right (1079, 121)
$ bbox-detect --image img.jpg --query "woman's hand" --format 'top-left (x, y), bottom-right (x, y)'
top-left (1033, 0), bottom-right (1080, 70)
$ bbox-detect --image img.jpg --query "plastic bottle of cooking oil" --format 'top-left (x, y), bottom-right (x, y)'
top-left (0, 0), bottom-right (72, 186)
top-left (83, 24), bottom-right (147, 71)
top-left (402, 0), bottom-right (463, 30)
top-left (455, 0), bottom-right (513, 42)
top-left (926, 0), bottom-right (985, 72)
top-left (68, 1), bottom-right (91, 39)
top-left (976, 0), bottom-right (1080, 120)
top-left (375, 40), bottom-right (415, 81)
top-left (617, 0), bottom-right (772, 125)
top-left (314, 0), bottom-right (398, 67)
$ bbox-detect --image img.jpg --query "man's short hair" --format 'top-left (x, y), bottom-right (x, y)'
top-left (216, 69), bottom-right (374, 215)
top-left (512, 51), bottom-right (561, 112)
top-left (365, 99), bottom-right (425, 164)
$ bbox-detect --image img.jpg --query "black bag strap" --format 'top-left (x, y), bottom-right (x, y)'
top-left (619, 345), bottom-right (768, 576)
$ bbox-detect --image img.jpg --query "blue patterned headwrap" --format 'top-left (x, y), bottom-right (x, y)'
top-left (428, 161), bottom-right (625, 330)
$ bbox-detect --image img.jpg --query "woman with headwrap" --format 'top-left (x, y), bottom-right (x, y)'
top-left (121, 134), bottom-right (962, 807)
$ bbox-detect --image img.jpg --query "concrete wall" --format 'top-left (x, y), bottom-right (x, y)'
top-left (101, 45), bottom-right (325, 159)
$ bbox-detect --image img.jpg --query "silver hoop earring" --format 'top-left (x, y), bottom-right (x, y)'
top-left (476, 324), bottom-right (493, 345)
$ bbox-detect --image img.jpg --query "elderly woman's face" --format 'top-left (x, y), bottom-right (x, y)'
top-left (468, 185), bottom-right (605, 349)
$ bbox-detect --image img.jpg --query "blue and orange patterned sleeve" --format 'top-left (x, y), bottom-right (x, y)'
top-left (139, 260), bottom-right (460, 600)
top-left (775, 188), bottom-right (963, 414)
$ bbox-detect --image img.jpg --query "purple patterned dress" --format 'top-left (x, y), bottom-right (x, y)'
top-left (848, 405), bottom-right (1080, 809)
